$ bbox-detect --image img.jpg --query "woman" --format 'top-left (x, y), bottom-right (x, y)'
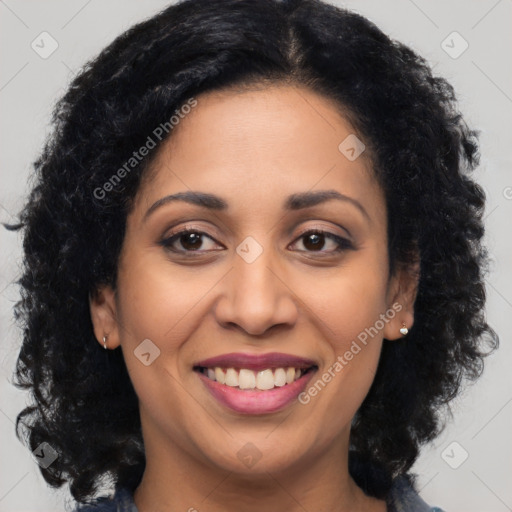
top-left (10, 0), bottom-right (497, 510)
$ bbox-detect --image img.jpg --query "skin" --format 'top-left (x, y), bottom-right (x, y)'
top-left (90, 84), bottom-right (418, 512)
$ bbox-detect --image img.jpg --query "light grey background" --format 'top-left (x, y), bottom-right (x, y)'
top-left (1, 1), bottom-right (511, 511)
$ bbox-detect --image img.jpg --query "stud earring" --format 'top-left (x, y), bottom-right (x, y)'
top-left (399, 323), bottom-right (408, 336)
top-left (102, 335), bottom-right (108, 350)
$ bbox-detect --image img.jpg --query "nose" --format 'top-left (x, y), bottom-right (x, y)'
top-left (213, 247), bottom-right (299, 336)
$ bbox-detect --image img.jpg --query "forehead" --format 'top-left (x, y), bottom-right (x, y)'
top-left (134, 85), bottom-right (383, 220)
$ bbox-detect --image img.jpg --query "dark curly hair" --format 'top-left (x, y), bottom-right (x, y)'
top-left (8, 0), bottom-right (498, 505)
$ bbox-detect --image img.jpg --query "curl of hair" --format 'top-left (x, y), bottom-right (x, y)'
top-left (10, 0), bottom-right (497, 504)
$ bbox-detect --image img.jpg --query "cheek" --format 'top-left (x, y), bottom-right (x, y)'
top-left (303, 275), bottom-right (386, 372)
top-left (298, 258), bottom-right (390, 344)
top-left (113, 255), bottom-right (206, 417)
top-left (114, 249), bottom-right (233, 407)
top-left (292, 252), bottom-right (389, 420)
top-left (116, 248), bottom-right (220, 342)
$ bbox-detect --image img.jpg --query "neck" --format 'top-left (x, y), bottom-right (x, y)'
top-left (132, 421), bottom-right (386, 512)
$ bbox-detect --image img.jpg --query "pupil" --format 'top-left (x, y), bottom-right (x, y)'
top-left (304, 233), bottom-right (324, 251)
top-left (181, 232), bottom-right (202, 250)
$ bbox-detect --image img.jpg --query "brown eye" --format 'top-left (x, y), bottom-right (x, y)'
top-left (302, 232), bottom-right (326, 251)
top-left (179, 232), bottom-right (203, 251)
top-left (290, 230), bottom-right (353, 254)
top-left (160, 229), bottom-right (223, 253)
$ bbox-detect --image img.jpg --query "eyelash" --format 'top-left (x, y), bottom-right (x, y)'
top-left (159, 227), bottom-right (353, 256)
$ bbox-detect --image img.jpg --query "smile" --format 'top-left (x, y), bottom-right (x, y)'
top-left (193, 352), bottom-right (318, 414)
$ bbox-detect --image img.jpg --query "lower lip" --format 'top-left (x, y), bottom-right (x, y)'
top-left (196, 369), bottom-right (317, 414)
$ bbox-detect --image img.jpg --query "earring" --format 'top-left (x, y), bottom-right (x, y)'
top-left (399, 323), bottom-right (408, 336)
top-left (102, 335), bottom-right (108, 350)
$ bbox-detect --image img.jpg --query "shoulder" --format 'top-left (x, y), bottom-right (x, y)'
top-left (72, 487), bottom-right (138, 512)
top-left (387, 475), bottom-right (446, 512)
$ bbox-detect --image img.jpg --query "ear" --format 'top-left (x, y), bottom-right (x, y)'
top-left (89, 285), bottom-right (121, 350)
top-left (383, 258), bottom-right (420, 341)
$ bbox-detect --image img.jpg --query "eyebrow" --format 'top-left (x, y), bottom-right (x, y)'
top-left (284, 190), bottom-right (369, 220)
top-left (144, 191), bottom-right (227, 220)
top-left (144, 189), bottom-right (369, 221)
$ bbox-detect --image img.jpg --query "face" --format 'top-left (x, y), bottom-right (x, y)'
top-left (90, 84), bottom-right (417, 477)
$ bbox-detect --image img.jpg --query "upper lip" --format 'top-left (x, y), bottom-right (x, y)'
top-left (194, 352), bottom-right (318, 371)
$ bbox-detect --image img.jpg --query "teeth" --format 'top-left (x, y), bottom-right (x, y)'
top-left (214, 367), bottom-right (226, 384)
top-left (239, 369), bottom-right (256, 389)
top-left (256, 369), bottom-right (275, 390)
top-left (225, 368), bottom-right (239, 387)
top-left (274, 368), bottom-right (287, 387)
top-left (203, 366), bottom-right (309, 390)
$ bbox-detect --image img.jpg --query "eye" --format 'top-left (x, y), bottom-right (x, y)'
top-left (160, 227), bottom-right (353, 256)
top-left (160, 229), bottom-right (223, 253)
top-left (289, 229), bottom-right (353, 254)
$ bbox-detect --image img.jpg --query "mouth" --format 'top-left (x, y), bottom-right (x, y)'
top-left (193, 352), bottom-right (318, 414)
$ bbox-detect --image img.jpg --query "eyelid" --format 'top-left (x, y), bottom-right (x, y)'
top-left (292, 223), bottom-right (353, 243)
top-left (162, 222), bottom-right (221, 240)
